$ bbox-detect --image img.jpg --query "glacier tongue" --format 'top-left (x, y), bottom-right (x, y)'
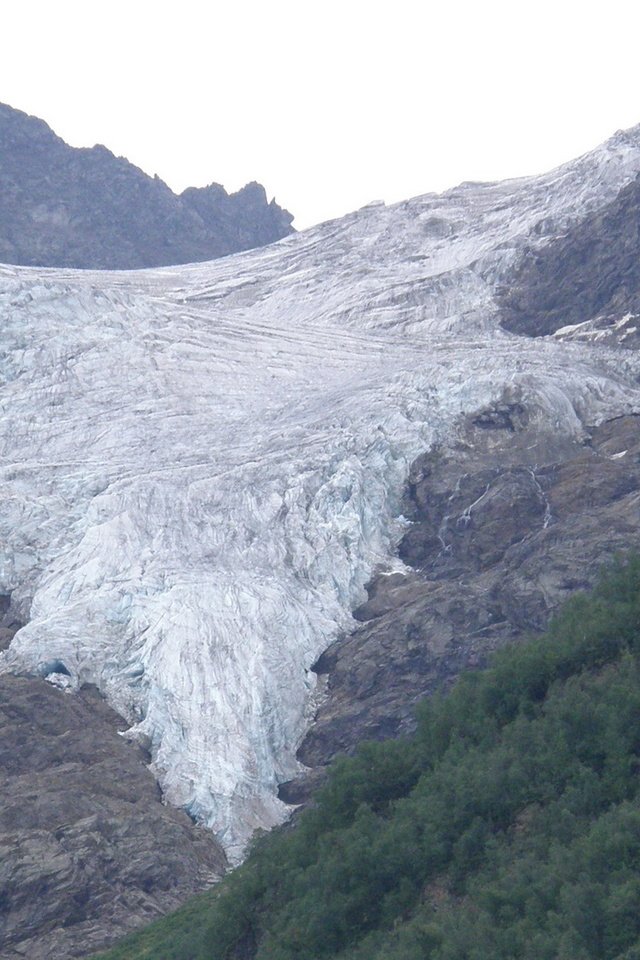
top-left (2, 127), bottom-right (640, 858)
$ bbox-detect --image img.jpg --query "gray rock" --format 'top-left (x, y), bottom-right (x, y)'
top-left (287, 412), bottom-right (640, 795)
top-left (0, 677), bottom-right (227, 959)
top-left (497, 173), bottom-right (640, 339)
top-left (0, 103), bottom-right (293, 270)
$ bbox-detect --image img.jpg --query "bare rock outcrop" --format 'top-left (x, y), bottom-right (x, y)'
top-left (282, 411), bottom-right (640, 801)
top-left (497, 173), bottom-right (640, 342)
top-left (0, 677), bottom-right (227, 960)
top-left (0, 103), bottom-right (293, 270)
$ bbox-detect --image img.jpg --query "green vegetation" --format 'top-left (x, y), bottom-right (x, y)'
top-left (96, 555), bottom-right (640, 960)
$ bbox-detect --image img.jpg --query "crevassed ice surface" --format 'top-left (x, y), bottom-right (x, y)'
top-left (2, 128), bottom-right (640, 858)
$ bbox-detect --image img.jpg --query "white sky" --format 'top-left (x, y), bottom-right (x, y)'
top-left (2, 0), bottom-right (640, 228)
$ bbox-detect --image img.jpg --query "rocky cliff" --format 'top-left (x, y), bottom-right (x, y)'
top-left (0, 677), bottom-right (226, 960)
top-left (285, 411), bottom-right (640, 798)
top-left (0, 104), bottom-right (293, 269)
top-left (497, 171), bottom-right (640, 342)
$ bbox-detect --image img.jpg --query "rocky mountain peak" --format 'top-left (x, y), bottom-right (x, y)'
top-left (0, 102), bottom-right (294, 269)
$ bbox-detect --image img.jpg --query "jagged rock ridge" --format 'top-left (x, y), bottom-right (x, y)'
top-left (0, 103), bottom-right (293, 269)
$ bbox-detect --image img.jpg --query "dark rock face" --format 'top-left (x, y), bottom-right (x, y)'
top-left (0, 103), bottom-right (293, 270)
top-left (0, 677), bottom-right (227, 960)
top-left (497, 174), bottom-right (640, 340)
top-left (0, 597), bottom-right (22, 653)
top-left (286, 410), bottom-right (640, 797)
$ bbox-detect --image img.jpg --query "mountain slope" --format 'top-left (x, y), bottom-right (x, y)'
top-left (0, 678), bottom-right (226, 960)
top-left (1, 122), bottom-right (640, 872)
top-left (497, 171), bottom-right (640, 340)
top-left (0, 103), bottom-right (293, 269)
top-left (286, 411), bottom-right (640, 797)
top-left (93, 557), bottom-right (640, 960)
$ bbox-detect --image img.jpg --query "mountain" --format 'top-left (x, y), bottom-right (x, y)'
top-left (0, 103), bottom-right (294, 269)
top-left (93, 557), bottom-right (640, 960)
top-left (1, 123), bottom-right (640, 956)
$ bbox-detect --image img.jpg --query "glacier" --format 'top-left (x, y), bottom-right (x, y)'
top-left (2, 127), bottom-right (640, 859)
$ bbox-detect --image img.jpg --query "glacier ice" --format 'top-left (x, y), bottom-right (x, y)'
top-left (2, 126), bottom-right (640, 858)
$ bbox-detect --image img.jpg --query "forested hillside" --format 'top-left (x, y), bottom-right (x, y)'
top-left (95, 555), bottom-right (640, 960)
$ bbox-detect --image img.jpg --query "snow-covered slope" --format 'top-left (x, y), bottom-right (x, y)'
top-left (2, 127), bottom-right (640, 858)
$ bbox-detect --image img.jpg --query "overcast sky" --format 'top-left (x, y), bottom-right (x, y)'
top-left (2, 0), bottom-right (640, 228)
